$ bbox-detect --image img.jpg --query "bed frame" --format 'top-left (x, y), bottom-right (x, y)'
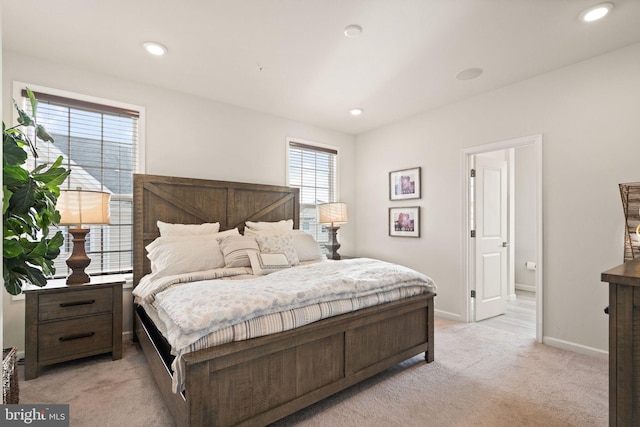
top-left (133, 173), bottom-right (435, 427)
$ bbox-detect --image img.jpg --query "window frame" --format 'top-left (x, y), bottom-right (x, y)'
top-left (12, 81), bottom-right (146, 279)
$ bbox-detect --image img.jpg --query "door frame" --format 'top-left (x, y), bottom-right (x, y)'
top-left (461, 134), bottom-right (543, 343)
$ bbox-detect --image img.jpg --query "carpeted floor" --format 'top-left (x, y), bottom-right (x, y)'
top-left (17, 318), bottom-right (608, 426)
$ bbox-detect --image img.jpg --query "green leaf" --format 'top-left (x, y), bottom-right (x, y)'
top-left (34, 166), bottom-right (70, 187)
top-left (31, 163), bottom-right (47, 174)
top-left (36, 124), bottom-right (54, 143)
top-left (13, 99), bottom-right (34, 127)
top-left (5, 125), bottom-right (38, 158)
top-left (22, 264), bottom-right (48, 288)
top-left (2, 185), bottom-right (12, 215)
top-left (3, 166), bottom-right (29, 187)
top-left (5, 214), bottom-right (35, 237)
top-left (3, 131), bottom-right (28, 166)
top-left (3, 276), bottom-right (23, 296)
top-left (50, 156), bottom-right (64, 169)
top-left (47, 231), bottom-right (64, 255)
top-left (39, 257), bottom-right (57, 276)
top-left (26, 87), bottom-right (37, 118)
top-left (9, 180), bottom-right (36, 214)
top-left (2, 239), bottom-right (23, 258)
top-left (26, 239), bottom-right (48, 259)
top-left (6, 218), bottom-right (29, 238)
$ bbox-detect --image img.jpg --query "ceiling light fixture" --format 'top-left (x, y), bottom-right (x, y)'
top-left (456, 67), bottom-right (484, 81)
top-left (579, 2), bottom-right (614, 22)
top-left (143, 41), bottom-right (168, 56)
top-left (344, 25), bottom-right (363, 38)
top-left (350, 108), bottom-right (364, 116)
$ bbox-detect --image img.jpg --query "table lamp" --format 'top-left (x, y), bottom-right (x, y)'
top-left (318, 202), bottom-right (348, 260)
top-left (57, 189), bottom-right (111, 284)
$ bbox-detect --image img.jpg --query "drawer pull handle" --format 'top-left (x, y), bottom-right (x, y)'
top-left (60, 299), bottom-right (96, 307)
top-left (59, 332), bottom-right (95, 342)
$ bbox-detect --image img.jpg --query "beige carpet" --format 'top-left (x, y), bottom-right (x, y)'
top-left (18, 318), bottom-right (608, 426)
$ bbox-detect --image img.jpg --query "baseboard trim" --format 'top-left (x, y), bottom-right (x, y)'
top-left (515, 283), bottom-right (536, 293)
top-left (543, 336), bottom-right (608, 359)
top-left (434, 309), bottom-right (462, 321)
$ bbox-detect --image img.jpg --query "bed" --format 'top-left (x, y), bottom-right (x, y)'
top-left (132, 173), bottom-right (436, 427)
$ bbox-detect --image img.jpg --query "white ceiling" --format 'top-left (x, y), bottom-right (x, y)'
top-left (3, 0), bottom-right (640, 135)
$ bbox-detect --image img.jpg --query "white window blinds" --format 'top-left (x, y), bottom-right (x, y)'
top-left (288, 141), bottom-right (337, 244)
top-left (21, 89), bottom-right (140, 277)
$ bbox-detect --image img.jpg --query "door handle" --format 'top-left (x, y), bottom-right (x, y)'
top-left (502, 242), bottom-right (510, 247)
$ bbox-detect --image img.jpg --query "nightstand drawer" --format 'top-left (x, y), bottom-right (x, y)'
top-left (38, 314), bottom-right (113, 362)
top-left (38, 287), bottom-right (113, 321)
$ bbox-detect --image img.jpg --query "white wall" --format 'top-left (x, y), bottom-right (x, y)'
top-left (515, 145), bottom-right (537, 288)
top-left (355, 42), bottom-right (640, 355)
top-left (2, 50), bottom-right (357, 351)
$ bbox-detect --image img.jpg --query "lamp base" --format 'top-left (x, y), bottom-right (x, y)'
top-left (66, 228), bottom-right (92, 285)
top-left (325, 226), bottom-right (342, 260)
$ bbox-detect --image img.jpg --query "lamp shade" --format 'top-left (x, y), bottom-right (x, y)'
top-left (318, 202), bottom-right (348, 226)
top-left (58, 190), bottom-right (111, 226)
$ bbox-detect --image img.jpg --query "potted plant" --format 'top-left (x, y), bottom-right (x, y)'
top-left (3, 88), bottom-right (70, 295)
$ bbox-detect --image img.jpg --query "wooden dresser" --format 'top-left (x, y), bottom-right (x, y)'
top-left (24, 276), bottom-right (124, 380)
top-left (602, 257), bottom-right (640, 426)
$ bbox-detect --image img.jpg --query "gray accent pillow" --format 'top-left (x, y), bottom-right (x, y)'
top-left (217, 235), bottom-right (259, 267)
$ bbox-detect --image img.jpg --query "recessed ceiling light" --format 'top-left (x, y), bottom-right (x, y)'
top-left (456, 67), bottom-right (484, 81)
top-left (350, 108), bottom-right (364, 116)
top-left (344, 25), bottom-right (363, 38)
top-left (579, 2), bottom-right (614, 22)
top-left (143, 42), bottom-right (167, 56)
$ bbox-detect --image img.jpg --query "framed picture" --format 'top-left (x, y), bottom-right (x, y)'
top-left (389, 167), bottom-right (421, 200)
top-left (389, 207), bottom-right (420, 237)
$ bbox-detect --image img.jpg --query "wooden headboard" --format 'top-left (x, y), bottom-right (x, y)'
top-left (133, 174), bottom-right (300, 286)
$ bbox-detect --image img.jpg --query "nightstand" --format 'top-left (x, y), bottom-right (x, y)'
top-left (24, 276), bottom-right (124, 380)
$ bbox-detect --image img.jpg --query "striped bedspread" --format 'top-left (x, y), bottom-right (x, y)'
top-left (134, 258), bottom-right (436, 392)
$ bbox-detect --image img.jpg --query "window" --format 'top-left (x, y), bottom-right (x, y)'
top-left (287, 140), bottom-right (338, 245)
top-left (18, 85), bottom-right (143, 278)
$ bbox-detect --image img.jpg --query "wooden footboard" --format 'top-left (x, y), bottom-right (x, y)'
top-left (135, 292), bottom-right (434, 427)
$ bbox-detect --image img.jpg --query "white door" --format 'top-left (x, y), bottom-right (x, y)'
top-left (474, 156), bottom-right (508, 321)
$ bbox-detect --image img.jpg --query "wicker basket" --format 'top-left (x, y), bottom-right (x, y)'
top-left (2, 347), bottom-right (19, 404)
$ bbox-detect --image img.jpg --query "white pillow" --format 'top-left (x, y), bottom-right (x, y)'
top-left (292, 232), bottom-right (325, 262)
top-left (146, 235), bottom-right (225, 278)
top-left (157, 221), bottom-right (220, 237)
top-left (255, 233), bottom-right (300, 265)
top-left (248, 252), bottom-right (291, 275)
top-left (217, 235), bottom-right (260, 267)
top-left (245, 219), bottom-right (294, 233)
top-left (244, 227), bottom-right (285, 236)
top-left (146, 228), bottom-right (239, 253)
